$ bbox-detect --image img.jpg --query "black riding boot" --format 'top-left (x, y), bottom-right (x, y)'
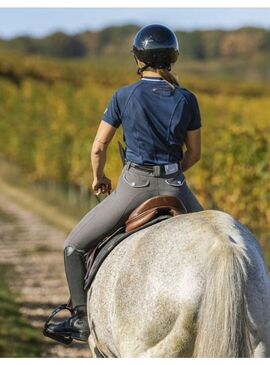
top-left (46, 246), bottom-right (90, 342)
top-left (46, 305), bottom-right (90, 342)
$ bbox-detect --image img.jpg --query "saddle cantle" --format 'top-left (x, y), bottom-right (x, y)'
top-left (125, 195), bottom-right (187, 232)
top-left (84, 195), bottom-right (187, 290)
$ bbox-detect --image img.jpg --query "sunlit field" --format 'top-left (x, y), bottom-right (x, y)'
top-left (0, 50), bottom-right (269, 263)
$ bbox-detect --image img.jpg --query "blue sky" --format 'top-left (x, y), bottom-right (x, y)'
top-left (0, 8), bottom-right (269, 38)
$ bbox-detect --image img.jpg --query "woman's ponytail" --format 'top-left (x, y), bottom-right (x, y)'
top-left (157, 69), bottom-right (179, 90)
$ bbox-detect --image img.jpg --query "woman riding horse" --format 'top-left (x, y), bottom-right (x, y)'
top-left (46, 24), bottom-right (203, 342)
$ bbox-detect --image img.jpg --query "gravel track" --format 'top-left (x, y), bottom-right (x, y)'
top-left (0, 192), bottom-right (91, 358)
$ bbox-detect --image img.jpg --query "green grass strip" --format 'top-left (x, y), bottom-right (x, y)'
top-left (0, 265), bottom-right (44, 357)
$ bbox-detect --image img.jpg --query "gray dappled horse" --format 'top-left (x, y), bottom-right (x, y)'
top-left (87, 210), bottom-right (270, 357)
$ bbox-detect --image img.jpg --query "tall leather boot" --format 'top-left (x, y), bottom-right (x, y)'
top-left (46, 246), bottom-right (90, 342)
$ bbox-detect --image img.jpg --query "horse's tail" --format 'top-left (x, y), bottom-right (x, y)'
top-left (193, 235), bottom-right (252, 357)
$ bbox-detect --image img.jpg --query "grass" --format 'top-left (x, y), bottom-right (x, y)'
top-left (0, 208), bottom-right (17, 223)
top-left (0, 177), bottom-right (76, 234)
top-left (0, 265), bottom-right (45, 357)
top-left (0, 156), bottom-right (97, 234)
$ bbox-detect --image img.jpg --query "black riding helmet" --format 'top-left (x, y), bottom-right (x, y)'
top-left (132, 24), bottom-right (179, 74)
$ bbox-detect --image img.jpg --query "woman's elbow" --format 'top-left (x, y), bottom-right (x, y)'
top-left (92, 147), bottom-right (102, 156)
top-left (91, 141), bottom-right (106, 156)
top-left (194, 153), bottom-right (201, 163)
top-left (189, 150), bottom-right (201, 164)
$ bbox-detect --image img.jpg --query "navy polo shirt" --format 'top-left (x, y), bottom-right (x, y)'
top-left (102, 76), bottom-right (201, 165)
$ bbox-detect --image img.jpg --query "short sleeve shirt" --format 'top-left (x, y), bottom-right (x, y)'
top-left (102, 76), bottom-right (201, 164)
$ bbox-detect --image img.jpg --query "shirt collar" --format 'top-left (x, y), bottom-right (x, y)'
top-left (141, 76), bottom-right (165, 81)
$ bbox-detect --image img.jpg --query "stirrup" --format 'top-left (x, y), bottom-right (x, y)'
top-left (43, 303), bottom-right (74, 345)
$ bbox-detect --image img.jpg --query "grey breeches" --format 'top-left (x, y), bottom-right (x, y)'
top-left (64, 164), bottom-right (203, 252)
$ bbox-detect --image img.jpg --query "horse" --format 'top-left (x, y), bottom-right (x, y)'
top-left (86, 210), bottom-right (270, 357)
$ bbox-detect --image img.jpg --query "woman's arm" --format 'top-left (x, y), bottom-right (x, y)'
top-left (91, 120), bottom-right (117, 195)
top-left (181, 128), bottom-right (201, 172)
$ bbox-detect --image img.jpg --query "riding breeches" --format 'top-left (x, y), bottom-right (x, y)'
top-left (64, 163), bottom-right (203, 252)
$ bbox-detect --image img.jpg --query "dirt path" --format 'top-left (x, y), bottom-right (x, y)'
top-left (0, 191), bottom-right (91, 357)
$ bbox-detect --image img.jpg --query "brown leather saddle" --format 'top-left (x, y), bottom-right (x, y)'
top-left (125, 195), bottom-right (186, 232)
top-left (84, 195), bottom-right (187, 290)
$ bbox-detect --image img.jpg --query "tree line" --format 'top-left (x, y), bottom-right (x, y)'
top-left (0, 25), bottom-right (270, 59)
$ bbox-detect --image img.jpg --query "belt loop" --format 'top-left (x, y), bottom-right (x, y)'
top-left (153, 165), bottom-right (161, 177)
top-left (126, 161), bottom-right (131, 170)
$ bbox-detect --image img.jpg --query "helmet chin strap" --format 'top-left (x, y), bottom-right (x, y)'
top-left (136, 63), bottom-right (172, 76)
top-left (134, 54), bottom-right (171, 76)
top-left (137, 63), bottom-right (151, 76)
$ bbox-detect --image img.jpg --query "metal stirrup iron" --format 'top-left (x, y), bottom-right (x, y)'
top-left (43, 302), bottom-right (74, 345)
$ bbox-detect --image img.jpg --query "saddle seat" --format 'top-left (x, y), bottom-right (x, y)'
top-left (125, 195), bottom-right (187, 232)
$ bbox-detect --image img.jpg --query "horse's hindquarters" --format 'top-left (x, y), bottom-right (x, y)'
top-left (87, 211), bottom-right (270, 358)
top-left (88, 217), bottom-right (205, 357)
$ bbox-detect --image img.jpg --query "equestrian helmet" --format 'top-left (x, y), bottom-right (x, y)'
top-left (132, 24), bottom-right (179, 70)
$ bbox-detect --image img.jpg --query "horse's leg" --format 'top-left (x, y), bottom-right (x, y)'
top-left (253, 341), bottom-right (270, 357)
top-left (252, 307), bottom-right (270, 357)
top-left (88, 334), bottom-right (105, 358)
top-left (88, 335), bottom-right (97, 357)
top-left (249, 313), bottom-right (270, 357)
top-left (246, 266), bottom-right (270, 357)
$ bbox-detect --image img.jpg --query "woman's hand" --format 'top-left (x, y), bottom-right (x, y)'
top-left (92, 175), bottom-right (112, 196)
top-left (91, 120), bottom-right (117, 196)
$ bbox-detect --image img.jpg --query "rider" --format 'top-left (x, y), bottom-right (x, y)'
top-left (46, 24), bottom-right (203, 343)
